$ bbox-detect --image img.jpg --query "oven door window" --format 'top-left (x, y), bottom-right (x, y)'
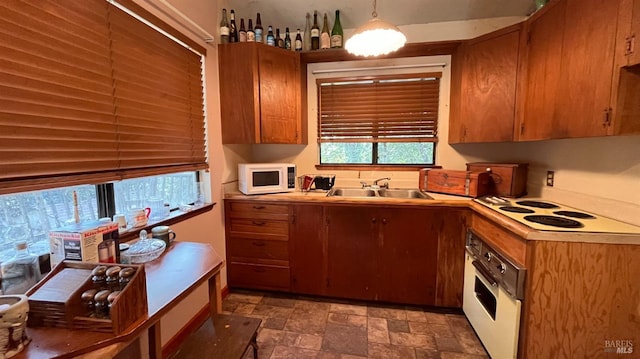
top-left (475, 277), bottom-right (497, 320)
top-left (252, 171), bottom-right (280, 187)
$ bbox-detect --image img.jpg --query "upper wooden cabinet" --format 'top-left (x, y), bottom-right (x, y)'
top-left (618, 0), bottom-right (640, 66)
top-left (632, 0), bottom-right (640, 65)
top-left (553, 0), bottom-right (620, 138)
top-left (449, 24), bottom-right (522, 144)
top-left (218, 43), bottom-right (306, 144)
top-left (517, 0), bottom-right (566, 141)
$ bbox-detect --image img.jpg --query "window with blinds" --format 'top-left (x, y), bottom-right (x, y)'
top-left (317, 73), bottom-right (440, 166)
top-left (0, 0), bottom-right (207, 195)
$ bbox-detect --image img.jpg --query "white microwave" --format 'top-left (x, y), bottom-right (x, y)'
top-left (238, 163), bottom-right (296, 195)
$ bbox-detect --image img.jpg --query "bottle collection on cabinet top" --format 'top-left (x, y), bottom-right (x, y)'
top-left (219, 8), bottom-right (344, 51)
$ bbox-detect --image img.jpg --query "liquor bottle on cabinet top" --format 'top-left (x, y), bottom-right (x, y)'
top-left (229, 9), bottom-right (237, 42)
top-left (255, 13), bottom-right (263, 42)
top-left (311, 11), bottom-right (320, 50)
top-left (295, 29), bottom-right (303, 51)
top-left (303, 13), bottom-right (311, 51)
top-left (238, 18), bottom-right (247, 42)
top-left (284, 27), bottom-right (292, 50)
top-left (276, 28), bottom-right (285, 48)
top-left (331, 10), bottom-right (343, 48)
top-left (266, 25), bottom-right (275, 46)
top-left (247, 18), bottom-right (255, 42)
top-left (219, 8), bottom-right (229, 44)
top-left (320, 13), bottom-right (330, 49)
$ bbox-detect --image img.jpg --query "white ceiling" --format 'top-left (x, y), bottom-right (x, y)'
top-left (223, 0), bottom-right (536, 32)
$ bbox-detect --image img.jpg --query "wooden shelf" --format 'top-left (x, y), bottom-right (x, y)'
top-left (299, 40), bottom-right (463, 64)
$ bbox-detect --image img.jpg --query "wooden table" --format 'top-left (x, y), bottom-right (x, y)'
top-left (17, 242), bottom-right (224, 358)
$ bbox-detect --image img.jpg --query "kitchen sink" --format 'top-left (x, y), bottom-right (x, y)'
top-left (327, 187), bottom-right (433, 199)
top-left (377, 189), bottom-right (433, 199)
top-left (326, 188), bottom-right (377, 197)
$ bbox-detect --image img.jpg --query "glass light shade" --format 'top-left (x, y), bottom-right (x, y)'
top-left (345, 18), bottom-right (407, 57)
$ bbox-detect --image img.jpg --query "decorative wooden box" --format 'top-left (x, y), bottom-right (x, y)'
top-left (26, 261), bottom-right (148, 335)
top-left (423, 169), bottom-right (490, 198)
top-left (466, 162), bottom-right (528, 197)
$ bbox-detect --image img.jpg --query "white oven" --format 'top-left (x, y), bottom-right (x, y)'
top-left (463, 230), bottom-right (525, 359)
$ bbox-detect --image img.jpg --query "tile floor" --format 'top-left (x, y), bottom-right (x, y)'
top-left (221, 290), bottom-right (489, 359)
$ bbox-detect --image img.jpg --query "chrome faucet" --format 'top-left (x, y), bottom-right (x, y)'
top-left (372, 177), bottom-right (391, 189)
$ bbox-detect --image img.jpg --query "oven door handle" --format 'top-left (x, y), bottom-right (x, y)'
top-left (472, 260), bottom-right (498, 287)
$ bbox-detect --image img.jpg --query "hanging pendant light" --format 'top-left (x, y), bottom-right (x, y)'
top-left (345, 0), bottom-right (407, 57)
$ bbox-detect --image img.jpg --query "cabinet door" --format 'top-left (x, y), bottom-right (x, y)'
top-left (518, 0), bottom-right (566, 141)
top-left (554, 0), bottom-right (620, 138)
top-left (628, 0), bottom-right (640, 65)
top-left (258, 46), bottom-right (301, 144)
top-left (218, 44), bottom-right (260, 144)
top-left (435, 209), bottom-right (469, 308)
top-left (377, 208), bottom-right (438, 305)
top-left (290, 204), bottom-right (325, 295)
top-left (325, 206), bottom-right (378, 301)
top-left (457, 24), bottom-right (521, 143)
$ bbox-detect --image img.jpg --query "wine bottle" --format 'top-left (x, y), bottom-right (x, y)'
top-left (284, 27), bottom-right (292, 50)
top-left (247, 19), bottom-right (255, 42)
top-left (239, 18), bottom-right (247, 42)
top-left (255, 13), bottom-right (263, 43)
top-left (229, 9), bottom-right (237, 42)
top-left (276, 28), bottom-right (285, 48)
top-left (331, 10), bottom-right (343, 48)
top-left (320, 13), bottom-right (330, 49)
top-left (295, 29), bottom-right (303, 51)
top-left (311, 11), bottom-right (320, 50)
top-left (219, 9), bottom-right (229, 44)
top-left (303, 13), bottom-right (311, 51)
top-left (266, 25), bottom-right (275, 46)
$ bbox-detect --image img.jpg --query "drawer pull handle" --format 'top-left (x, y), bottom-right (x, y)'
top-left (252, 241), bottom-right (265, 247)
top-left (253, 205), bottom-right (266, 209)
top-left (253, 267), bottom-right (266, 273)
top-left (252, 221), bottom-right (266, 226)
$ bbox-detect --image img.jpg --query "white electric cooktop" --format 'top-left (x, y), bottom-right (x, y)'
top-left (474, 196), bottom-right (640, 234)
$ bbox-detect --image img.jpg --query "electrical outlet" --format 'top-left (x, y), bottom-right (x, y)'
top-left (546, 171), bottom-right (555, 186)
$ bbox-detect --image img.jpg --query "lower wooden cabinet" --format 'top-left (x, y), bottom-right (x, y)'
top-left (225, 201), bottom-right (291, 291)
top-left (224, 199), bottom-right (469, 308)
top-left (289, 204), bottom-right (325, 296)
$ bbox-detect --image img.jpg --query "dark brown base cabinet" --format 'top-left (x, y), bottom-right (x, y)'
top-left (225, 200), bottom-right (469, 308)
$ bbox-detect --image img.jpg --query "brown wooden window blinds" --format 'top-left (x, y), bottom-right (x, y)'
top-left (317, 73), bottom-right (441, 143)
top-left (0, 0), bottom-right (207, 195)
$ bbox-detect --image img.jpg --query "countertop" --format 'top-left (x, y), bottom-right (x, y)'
top-left (19, 242), bottom-right (224, 358)
top-left (224, 190), bottom-right (640, 245)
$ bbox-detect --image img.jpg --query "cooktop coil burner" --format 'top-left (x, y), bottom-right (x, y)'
top-left (499, 206), bottom-right (535, 214)
top-left (524, 215), bottom-right (584, 228)
top-left (553, 210), bottom-right (596, 219)
top-left (516, 200), bottom-right (560, 209)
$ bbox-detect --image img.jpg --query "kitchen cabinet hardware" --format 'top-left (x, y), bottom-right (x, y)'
top-left (252, 205), bottom-right (265, 210)
top-left (251, 241), bottom-right (265, 247)
top-left (625, 35), bottom-right (635, 55)
top-left (251, 221), bottom-right (266, 226)
top-left (602, 108), bottom-right (612, 126)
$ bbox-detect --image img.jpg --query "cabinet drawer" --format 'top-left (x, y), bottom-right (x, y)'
top-left (227, 237), bottom-right (289, 261)
top-left (229, 218), bottom-right (289, 238)
top-left (228, 262), bottom-right (290, 290)
top-left (228, 202), bottom-right (289, 220)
